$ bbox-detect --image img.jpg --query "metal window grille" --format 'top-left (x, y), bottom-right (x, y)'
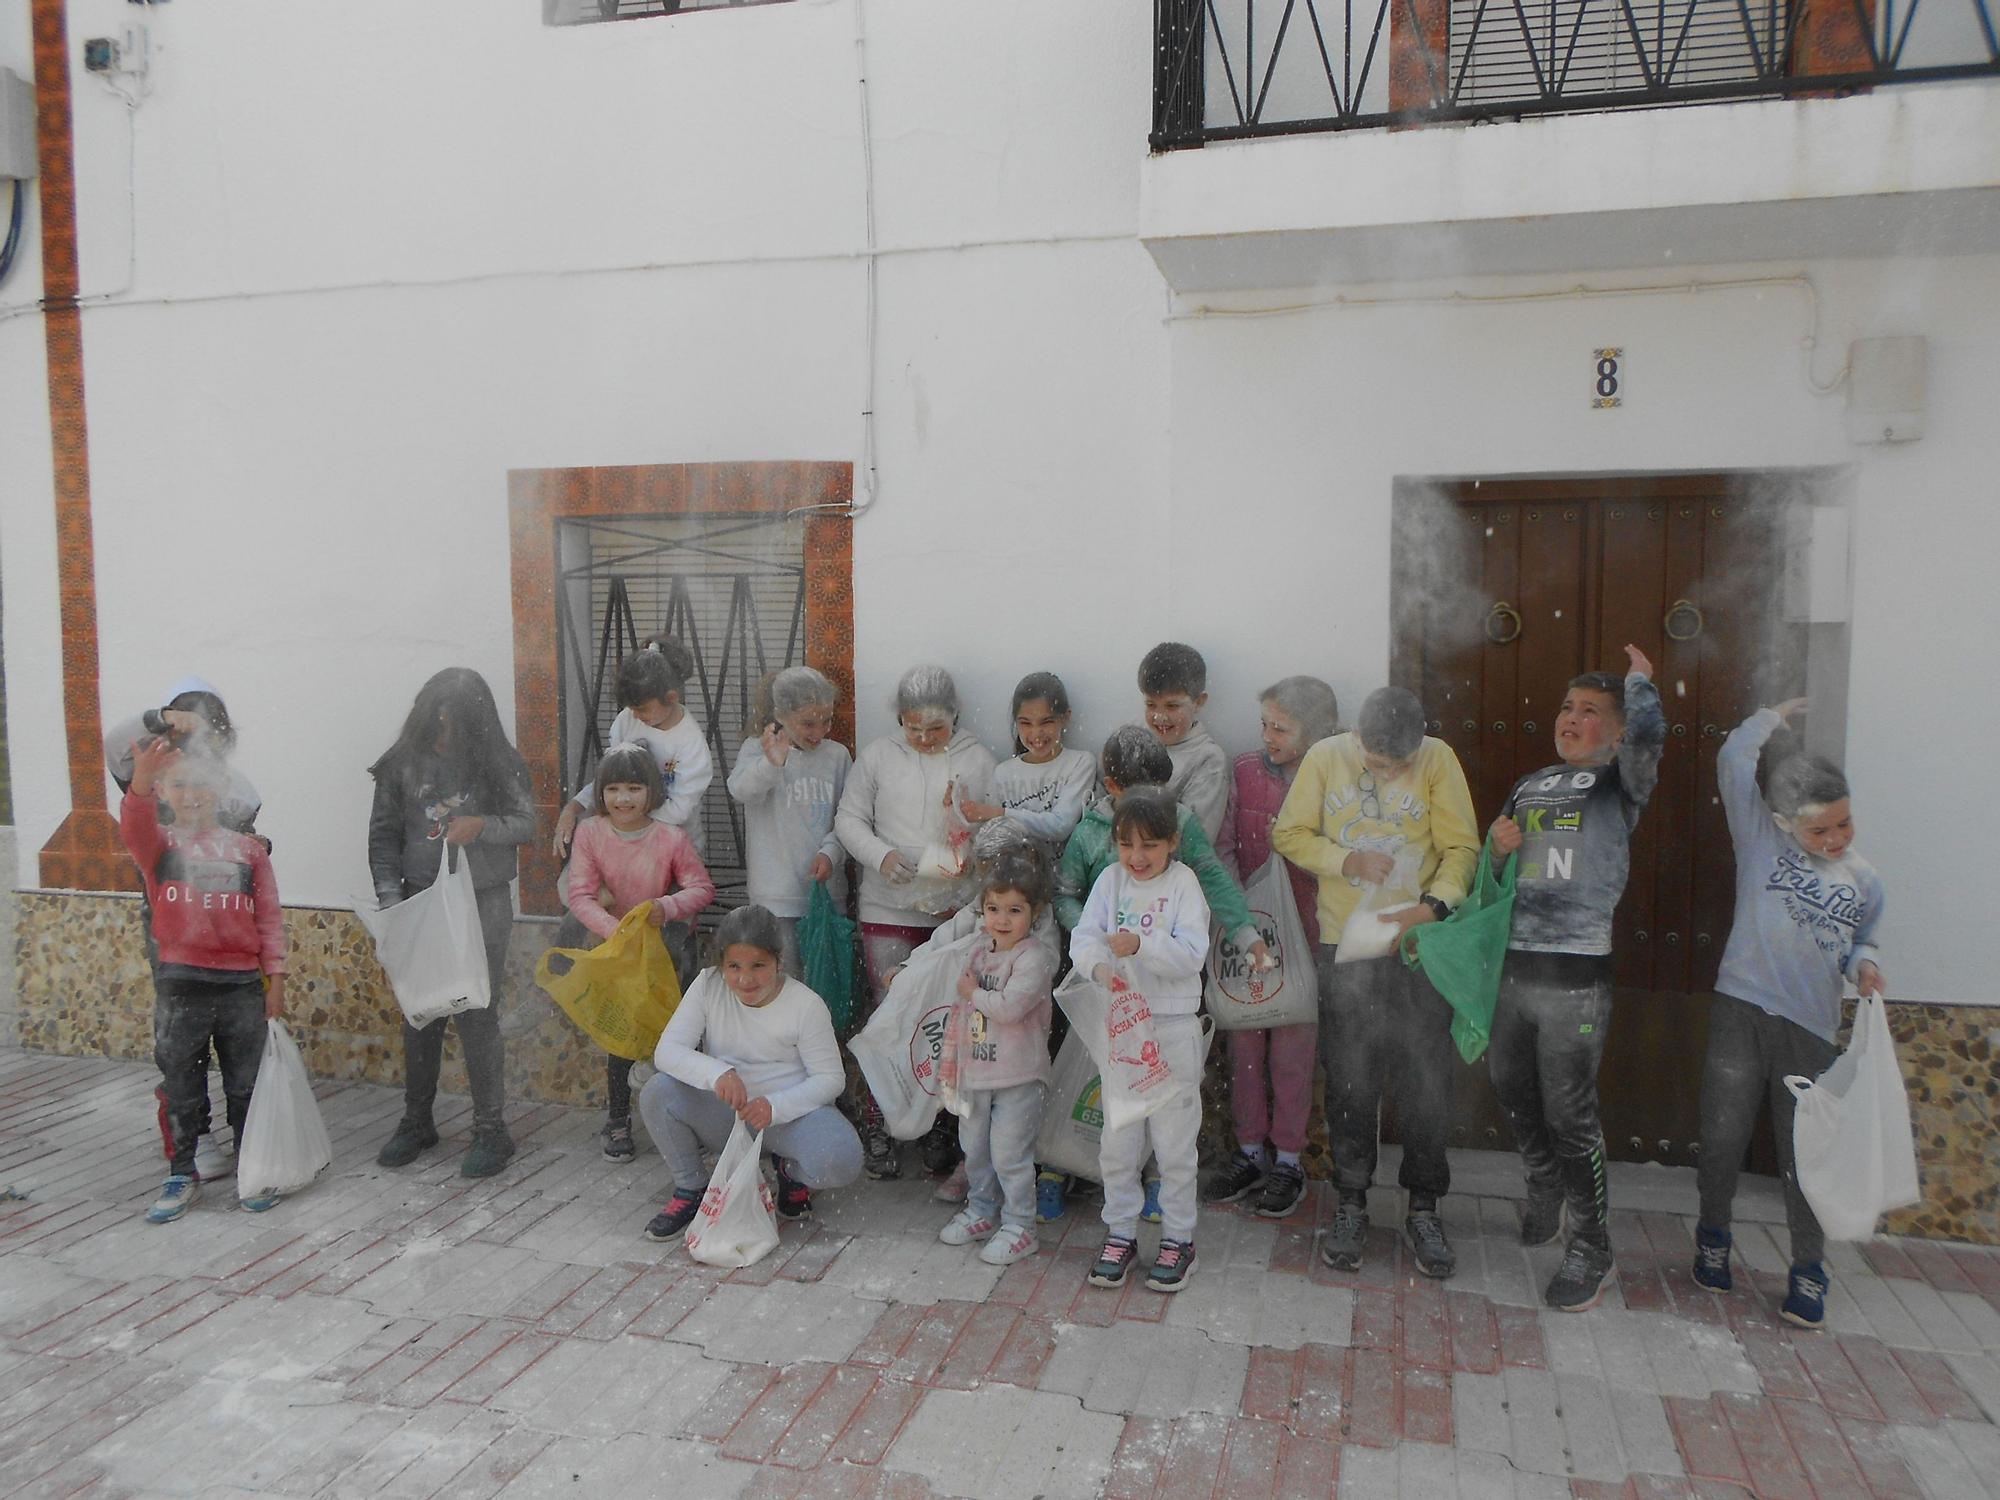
top-left (544, 0), bottom-right (792, 25)
top-left (554, 511), bottom-right (809, 911)
top-left (1448, 0), bottom-right (1779, 102)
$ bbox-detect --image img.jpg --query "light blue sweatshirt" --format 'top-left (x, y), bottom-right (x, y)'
top-left (1713, 709), bottom-right (1885, 1042)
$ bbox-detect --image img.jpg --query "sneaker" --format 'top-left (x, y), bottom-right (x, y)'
top-left (460, 1129), bottom-right (516, 1180)
top-left (933, 1160), bottom-right (970, 1204)
top-left (1781, 1262), bottom-right (1829, 1329)
top-left (919, 1115), bottom-right (962, 1177)
top-left (1140, 1178), bottom-right (1163, 1225)
top-left (1036, 1171), bottom-right (1068, 1223)
top-left (1320, 1196), bottom-right (1369, 1272)
top-left (1519, 1191), bottom-right (1565, 1247)
top-left (939, 1208), bottom-right (998, 1246)
top-left (1545, 1236), bottom-right (1615, 1311)
top-left (861, 1120), bottom-right (901, 1181)
top-left (644, 1188), bottom-right (702, 1242)
top-left (1404, 1210), bottom-right (1458, 1279)
top-left (194, 1134), bottom-right (236, 1182)
top-left (601, 1120), bottom-right (636, 1164)
top-left (1692, 1224), bottom-right (1734, 1291)
top-left (376, 1117), bottom-right (440, 1169)
top-left (1089, 1233), bottom-right (1140, 1288)
top-left (1255, 1162), bottom-right (1307, 1220)
top-left (1147, 1238), bottom-right (1198, 1292)
top-left (1203, 1151), bottom-right (1267, 1205)
top-left (773, 1159), bottom-right (812, 1220)
top-left (980, 1223), bottom-right (1038, 1266)
top-left (146, 1175), bottom-right (200, 1224)
top-left (239, 1189), bottom-right (282, 1214)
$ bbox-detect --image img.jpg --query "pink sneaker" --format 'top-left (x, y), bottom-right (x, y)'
top-left (933, 1159), bottom-right (970, 1204)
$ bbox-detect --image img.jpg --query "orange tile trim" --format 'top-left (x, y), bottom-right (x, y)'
top-left (507, 462), bottom-right (854, 914)
top-left (32, 0), bottom-right (136, 893)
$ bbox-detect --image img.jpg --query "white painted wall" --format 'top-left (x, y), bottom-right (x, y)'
top-left (1, 0), bottom-right (1993, 1006)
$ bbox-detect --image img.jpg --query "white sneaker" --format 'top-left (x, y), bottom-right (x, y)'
top-left (939, 1209), bottom-right (998, 1245)
top-left (194, 1134), bottom-right (235, 1181)
top-left (979, 1223), bottom-right (1038, 1266)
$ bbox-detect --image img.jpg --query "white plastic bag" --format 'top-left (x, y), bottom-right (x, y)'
top-left (1035, 1029), bottom-right (1107, 1182)
top-left (850, 932), bottom-right (981, 1139)
top-left (1054, 966), bottom-right (1178, 1132)
top-left (684, 1120), bottom-right (781, 1269)
top-left (1785, 993), bottom-right (1921, 1241)
top-left (1207, 854), bottom-right (1320, 1031)
top-left (1334, 848), bottom-right (1423, 964)
top-left (237, 1020), bottom-right (334, 1198)
top-left (936, 998), bottom-right (976, 1121)
top-left (354, 839), bottom-right (492, 1028)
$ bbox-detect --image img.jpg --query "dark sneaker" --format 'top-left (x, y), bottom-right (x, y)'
top-left (1404, 1210), bottom-right (1458, 1279)
top-left (1203, 1151), bottom-right (1267, 1205)
top-left (460, 1130), bottom-right (516, 1180)
top-left (1545, 1236), bottom-right (1615, 1311)
top-left (1255, 1162), bottom-right (1307, 1220)
top-left (773, 1159), bottom-right (812, 1220)
top-left (376, 1118), bottom-right (440, 1169)
top-left (1089, 1233), bottom-right (1140, 1288)
top-left (862, 1119), bottom-right (901, 1181)
top-left (1320, 1195), bottom-right (1369, 1272)
top-left (644, 1189), bottom-right (702, 1242)
top-left (1036, 1171), bottom-right (1068, 1223)
top-left (919, 1115), bottom-right (962, 1176)
top-left (601, 1120), bottom-right (635, 1164)
top-left (146, 1174), bottom-right (199, 1224)
top-left (1692, 1223), bottom-right (1734, 1291)
top-left (1147, 1238), bottom-right (1198, 1293)
top-left (1519, 1191), bottom-right (1566, 1247)
top-left (1781, 1262), bottom-right (1829, 1329)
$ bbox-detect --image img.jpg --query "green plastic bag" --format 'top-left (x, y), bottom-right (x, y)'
top-left (800, 881), bottom-right (858, 1032)
top-left (1401, 843), bottom-right (1517, 1064)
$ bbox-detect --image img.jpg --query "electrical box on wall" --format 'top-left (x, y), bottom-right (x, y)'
top-left (1783, 505), bottom-right (1851, 624)
top-left (0, 68), bottom-right (37, 181)
top-left (1846, 336), bottom-right (1926, 444)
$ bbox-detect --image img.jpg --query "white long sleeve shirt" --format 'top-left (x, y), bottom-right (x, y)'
top-left (653, 972), bottom-right (845, 1125)
top-left (1069, 861), bottom-right (1212, 1016)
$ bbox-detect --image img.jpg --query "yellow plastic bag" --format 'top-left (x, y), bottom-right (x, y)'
top-left (534, 905), bottom-right (684, 1060)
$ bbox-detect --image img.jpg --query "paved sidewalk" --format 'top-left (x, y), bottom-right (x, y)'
top-left (0, 1049), bottom-right (1996, 1499)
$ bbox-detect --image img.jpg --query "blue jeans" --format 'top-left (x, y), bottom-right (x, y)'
top-left (961, 1081), bottom-right (1047, 1230)
top-left (638, 1074), bottom-right (863, 1193)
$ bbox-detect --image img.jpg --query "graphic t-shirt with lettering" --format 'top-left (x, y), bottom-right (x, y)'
top-left (1500, 672), bottom-right (1666, 957)
top-left (1713, 708), bottom-right (1885, 1042)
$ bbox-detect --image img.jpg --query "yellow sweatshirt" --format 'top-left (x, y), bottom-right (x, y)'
top-left (1271, 732), bottom-right (1479, 943)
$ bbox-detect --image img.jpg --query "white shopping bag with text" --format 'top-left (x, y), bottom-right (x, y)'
top-left (850, 932), bottom-right (982, 1139)
top-left (1207, 853), bottom-right (1319, 1030)
top-left (354, 839), bottom-right (492, 1028)
top-left (1054, 965), bottom-right (1176, 1132)
top-left (1786, 993), bottom-right (1921, 1241)
top-left (1034, 1029), bottom-right (1106, 1182)
top-left (684, 1119), bottom-right (781, 1269)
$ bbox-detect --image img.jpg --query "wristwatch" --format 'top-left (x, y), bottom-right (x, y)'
top-left (1421, 894), bottom-right (1451, 921)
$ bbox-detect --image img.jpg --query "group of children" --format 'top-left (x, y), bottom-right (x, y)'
top-left (114, 634), bottom-right (1887, 1329)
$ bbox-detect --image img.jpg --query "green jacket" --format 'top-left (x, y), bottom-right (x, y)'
top-left (1055, 799), bottom-right (1257, 943)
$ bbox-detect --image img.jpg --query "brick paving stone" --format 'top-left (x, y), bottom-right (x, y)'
top-left (1735, 1326), bottom-right (1815, 1400)
top-left (671, 1280), bottom-right (885, 1366)
top-left (886, 1300), bottom-right (977, 1385)
top-left (1834, 1415), bottom-right (1928, 1500)
top-left (330, 1314), bottom-right (461, 1398)
top-left (428, 1424), bottom-right (559, 1500)
top-left (1892, 1343), bottom-right (1987, 1421)
top-left (779, 1230), bottom-right (856, 1284)
top-left (1452, 1370), bottom-right (1512, 1456)
top-left (1945, 1417), bottom-right (2000, 1497)
top-left (684, 1361), bottom-right (783, 1442)
top-left (1664, 1397), bottom-right (1749, 1487)
top-left (436, 1327), bottom-right (559, 1407)
top-left (1713, 1392), bottom-right (1811, 1500)
top-left (1104, 1415), bottom-right (1172, 1499)
top-left (1276, 1429), bottom-right (1340, 1496)
top-left (1163, 1264), bottom-right (1354, 1350)
top-left (488, 1332), bottom-right (726, 1438)
top-left (534, 1262), bottom-right (641, 1336)
top-left (722, 1362), bottom-right (838, 1462)
top-left (1215, 1415), bottom-right (1284, 1500)
top-left (1449, 1289), bottom-right (1504, 1375)
top-left (1344, 1346), bottom-right (1401, 1449)
top-left (1352, 1285), bottom-right (1398, 1350)
top-left (1497, 1303), bottom-right (1550, 1369)
top-left (624, 1263), bottom-right (726, 1338)
top-left (1240, 1344), bottom-right (1298, 1422)
top-left (1893, 1421), bottom-right (1991, 1500)
top-left (1152, 1410), bottom-right (1230, 1500)
top-left (1835, 1334), bottom-right (1932, 1424)
top-left (1610, 1385), bottom-right (1687, 1478)
top-left (986, 1308), bottom-right (1056, 1388)
top-left (1945, 1353), bottom-right (2000, 1424)
top-left (1039, 1320), bottom-right (1250, 1419)
top-left (826, 1374), bottom-right (925, 1466)
top-left (849, 1302), bottom-right (930, 1368)
top-left (1504, 1363), bottom-right (1570, 1478)
top-left (934, 1301), bottom-right (1020, 1389)
top-left (1402, 1363), bottom-right (1453, 1446)
top-left (1332, 1437), bottom-right (1397, 1498)
top-left (886, 1384), bottom-right (1121, 1500)
top-left (1295, 1339), bottom-right (1349, 1443)
top-left (770, 1364), bottom-right (881, 1469)
top-left (1767, 1396), bottom-right (1872, 1500)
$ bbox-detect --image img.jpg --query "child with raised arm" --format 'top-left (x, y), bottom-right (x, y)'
top-left (553, 638), bottom-right (713, 860)
top-left (1691, 699), bottom-right (1885, 1330)
top-left (936, 847), bottom-right (1058, 1267)
top-left (565, 743), bottom-right (717, 1162)
top-left (637, 905), bottom-right (863, 1240)
top-left (1486, 646), bottom-right (1664, 1311)
top-left (1138, 642), bottom-right (1231, 845)
top-left (1206, 675), bottom-right (1340, 1220)
top-left (120, 740), bottom-right (286, 1222)
top-left (1071, 787), bottom-right (1211, 1293)
top-left (725, 666), bottom-right (850, 976)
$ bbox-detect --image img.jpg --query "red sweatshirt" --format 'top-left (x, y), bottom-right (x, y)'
top-left (120, 793), bottom-right (286, 977)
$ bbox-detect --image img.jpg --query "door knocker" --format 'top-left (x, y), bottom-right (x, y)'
top-left (1485, 602), bottom-right (1523, 645)
top-left (1664, 598), bottom-right (1704, 641)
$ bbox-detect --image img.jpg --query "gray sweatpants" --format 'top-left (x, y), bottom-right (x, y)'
top-left (637, 1073), bottom-right (863, 1193)
top-left (961, 1081), bottom-right (1048, 1231)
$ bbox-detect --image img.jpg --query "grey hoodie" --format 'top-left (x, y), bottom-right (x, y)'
top-left (834, 729), bottom-right (998, 926)
top-left (1162, 722), bottom-right (1230, 845)
top-left (726, 735), bottom-right (850, 919)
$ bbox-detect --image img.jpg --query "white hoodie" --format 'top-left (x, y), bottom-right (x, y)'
top-left (834, 729), bottom-right (998, 925)
top-left (1069, 861), bottom-right (1212, 1017)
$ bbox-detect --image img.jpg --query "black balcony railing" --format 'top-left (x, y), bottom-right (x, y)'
top-left (1152, 0), bottom-right (2000, 146)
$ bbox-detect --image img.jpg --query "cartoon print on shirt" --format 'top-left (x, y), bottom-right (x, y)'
top-left (419, 786), bottom-right (469, 842)
top-left (1113, 894), bottom-right (1173, 939)
top-left (1321, 775), bottom-right (1429, 886)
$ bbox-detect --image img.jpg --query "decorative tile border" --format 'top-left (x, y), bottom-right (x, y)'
top-left (16, 888), bottom-right (1997, 1244)
top-left (506, 463), bottom-right (853, 914)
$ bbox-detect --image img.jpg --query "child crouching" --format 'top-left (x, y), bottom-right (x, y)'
top-left (937, 847), bottom-right (1058, 1266)
top-left (1070, 786), bottom-right (1212, 1293)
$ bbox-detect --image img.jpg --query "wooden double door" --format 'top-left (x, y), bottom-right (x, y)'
top-left (1392, 476), bottom-right (1804, 1166)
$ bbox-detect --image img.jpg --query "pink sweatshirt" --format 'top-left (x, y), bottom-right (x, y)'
top-left (957, 937), bottom-right (1055, 1091)
top-left (1218, 751), bottom-right (1322, 947)
top-left (566, 817), bottom-right (716, 940)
